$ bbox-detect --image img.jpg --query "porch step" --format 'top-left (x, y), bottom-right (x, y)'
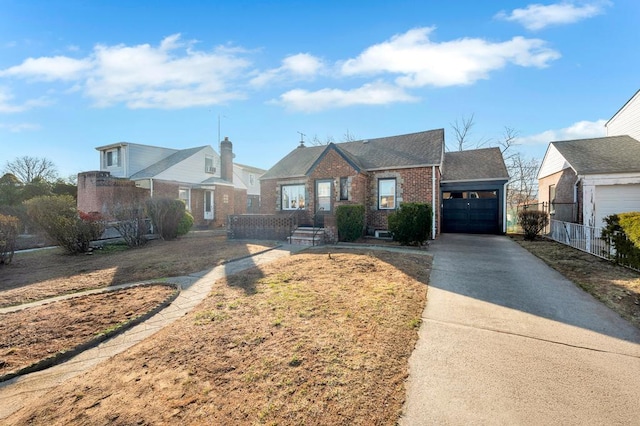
top-left (289, 226), bottom-right (326, 246)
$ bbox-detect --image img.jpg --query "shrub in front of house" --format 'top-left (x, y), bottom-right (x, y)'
top-left (388, 202), bottom-right (432, 245)
top-left (24, 195), bottom-right (104, 254)
top-left (111, 202), bottom-right (149, 248)
top-left (146, 198), bottom-right (186, 240)
top-left (336, 204), bottom-right (365, 242)
top-left (601, 213), bottom-right (640, 269)
top-left (0, 213), bottom-right (19, 264)
top-left (518, 210), bottom-right (549, 241)
top-left (177, 210), bottom-right (194, 236)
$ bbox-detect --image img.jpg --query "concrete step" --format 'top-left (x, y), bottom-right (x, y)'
top-left (289, 227), bottom-right (326, 245)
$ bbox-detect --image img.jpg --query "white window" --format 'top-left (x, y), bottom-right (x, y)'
top-left (282, 184), bottom-right (306, 210)
top-left (378, 178), bottom-right (396, 209)
top-left (105, 148), bottom-right (120, 167)
top-left (179, 188), bottom-right (190, 211)
top-left (205, 156), bottom-right (215, 174)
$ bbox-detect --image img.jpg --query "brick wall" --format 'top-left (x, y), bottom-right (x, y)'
top-left (259, 150), bottom-right (441, 239)
top-left (539, 168), bottom-right (579, 222)
top-left (77, 171), bottom-right (147, 218)
top-left (368, 167), bottom-right (438, 233)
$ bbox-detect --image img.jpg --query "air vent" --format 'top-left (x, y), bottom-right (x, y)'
top-left (374, 230), bottom-right (392, 239)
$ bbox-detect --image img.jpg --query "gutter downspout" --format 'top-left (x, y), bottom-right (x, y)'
top-left (574, 176), bottom-right (581, 223)
top-left (503, 181), bottom-right (508, 233)
top-left (150, 178), bottom-right (154, 198)
top-left (432, 165), bottom-right (437, 239)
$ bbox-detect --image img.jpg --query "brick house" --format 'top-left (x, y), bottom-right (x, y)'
top-left (259, 129), bottom-right (509, 242)
top-left (77, 137), bottom-right (265, 228)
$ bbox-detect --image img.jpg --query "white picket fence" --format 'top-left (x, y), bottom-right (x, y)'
top-left (548, 220), bottom-right (611, 260)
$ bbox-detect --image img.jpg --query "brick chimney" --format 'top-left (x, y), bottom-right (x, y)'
top-left (220, 136), bottom-right (234, 182)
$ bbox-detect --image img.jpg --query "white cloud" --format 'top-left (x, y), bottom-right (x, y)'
top-left (495, 1), bottom-right (611, 31)
top-left (250, 53), bottom-right (324, 87)
top-left (0, 88), bottom-right (50, 113)
top-left (518, 119), bottom-right (607, 145)
top-left (340, 27), bottom-right (560, 88)
top-left (0, 56), bottom-right (92, 81)
top-left (275, 81), bottom-right (418, 112)
top-left (85, 34), bottom-right (251, 109)
top-left (0, 34), bottom-right (252, 109)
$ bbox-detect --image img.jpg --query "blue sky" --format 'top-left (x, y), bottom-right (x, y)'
top-left (0, 0), bottom-right (638, 180)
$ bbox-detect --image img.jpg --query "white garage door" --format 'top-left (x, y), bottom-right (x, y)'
top-left (595, 184), bottom-right (640, 227)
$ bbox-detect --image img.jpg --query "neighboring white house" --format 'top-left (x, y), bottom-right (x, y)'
top-left (539, 89), bottom-right (640, 228)
top-left (78, 138), bottom-right (265, 226)
top-left (538, 135), bottom-right (640, 228)
top-left (606, 89), bottom-right (640, 140)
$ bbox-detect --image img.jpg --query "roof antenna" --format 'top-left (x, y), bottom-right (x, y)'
top-left (297, 131), bottom-right (306, 148)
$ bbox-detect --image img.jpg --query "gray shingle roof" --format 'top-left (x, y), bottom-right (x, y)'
top-left (552, 135), bottom-right (640, 175)
top-left (130, 146), bottom-right (208, 179)
top-left (442, 147), bottom-right (510, 182)
top-left (260, 129), bottom-right (445, 180)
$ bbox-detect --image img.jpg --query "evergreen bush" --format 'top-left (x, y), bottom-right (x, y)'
top-left (601, 213), bottom-right (640, 269)
top-left (146, 198), bottom-right (186, 240)
top-left (387, 202), bottom-right (432, 245)
top-left (336, 204), bottom-right (365, 242)
top-left (177, 210), bottom-right (194, 236)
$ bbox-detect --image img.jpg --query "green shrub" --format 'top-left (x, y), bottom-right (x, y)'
top-left (601, 214), bottom-right (640, 269)
top-left (0, 214), bottom-right (19, 264)
top-left (146, 198), bottom-right (186, 240)
top-left (336, 204), bottom-right (365, 242)
top-left (388, 202), bottom-right (432, 245)
top-left (24, 195), bottom-right (104, 254)
top-left (618, 212), bottom-right (640, 248)
top-left (518, 210), bottom-right (549, 241)
top-left (177, 210), bottom-right (194, 236)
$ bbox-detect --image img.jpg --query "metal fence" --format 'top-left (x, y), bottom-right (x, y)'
top-left (509, 202), bottom-right (578, 234)
top-left (548, 220), bottom-right (610, 260)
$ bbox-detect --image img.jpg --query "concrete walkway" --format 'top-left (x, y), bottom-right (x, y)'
top-left (0, 244), bottom-right (306, 420)
top-left (400, 234), bottom-right (640, 425)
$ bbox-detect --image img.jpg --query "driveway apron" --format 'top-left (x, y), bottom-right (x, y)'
top-left (401, 234), bottom-right (640, 425)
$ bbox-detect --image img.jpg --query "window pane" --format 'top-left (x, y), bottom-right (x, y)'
top-left (282, 185), bottom-right (305, 210)
top-left (317, 181), bottom-right (331, 212)
top-left (379, 179), bottom-right (396, 209)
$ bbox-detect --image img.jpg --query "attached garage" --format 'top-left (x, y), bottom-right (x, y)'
top-left (594, 183), bottom-right (640, 227)
top-left (442, 190), bottom-right (500, 233)
top-left (440, 149), bottom-right (509, 235)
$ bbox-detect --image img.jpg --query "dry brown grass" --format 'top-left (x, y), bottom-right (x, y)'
top-left (513, 235), bottom-right (640, 328)
top-left (6, 248), bottom-right (430, 425)
top-left (0, 284), bottom-right (176, 378)
top-left (0, 232), bottom-right (273, 307)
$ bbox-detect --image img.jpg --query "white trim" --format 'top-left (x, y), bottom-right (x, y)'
top-left (432, 165), bottom-right (436, 238)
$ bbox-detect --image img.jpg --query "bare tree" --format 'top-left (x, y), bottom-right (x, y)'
top-left (308, 130), bottom-right (358, 146)
top-left (4, 156), bottom-right (58, 183)
top-left (506, 153), bottom-right (539, 210)
top-left (450, 114), bottom-right (475, 151)
top-left (449, 114), bottom-right (491, 151)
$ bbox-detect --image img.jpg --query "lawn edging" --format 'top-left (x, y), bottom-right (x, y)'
top-left (0, 283), bottom-right (180, 383)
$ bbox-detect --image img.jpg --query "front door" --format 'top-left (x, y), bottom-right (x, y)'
top-left (204, 190), bottom-right (214, 220)
top-left (315, 180), bottom-right (332, 227)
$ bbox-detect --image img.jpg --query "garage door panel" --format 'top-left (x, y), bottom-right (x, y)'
top-left (443, 196), bottom-right (499, 234)
top-left (595, 184), bottom-right (640, 227)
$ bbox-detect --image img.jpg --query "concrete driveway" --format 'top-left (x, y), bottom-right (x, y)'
top-left (401, 234), bottom-right (640, 425)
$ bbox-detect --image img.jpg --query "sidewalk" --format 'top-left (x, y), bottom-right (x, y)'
top-left (0, 243), bottom-right (306, 420)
